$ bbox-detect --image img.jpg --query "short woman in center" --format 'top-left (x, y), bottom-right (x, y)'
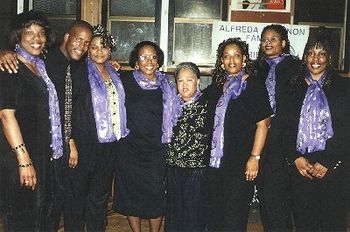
top-left (206, 38), bottom-right (273, 231)
top-left (113, 41), bottom-right (176, 232)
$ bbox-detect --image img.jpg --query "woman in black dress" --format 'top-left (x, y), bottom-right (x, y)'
top-left (207, 38), bottom-right (272, 231)
top-left (282, 32), bottom-right (350, 231)
top-left (256, 24), bottom-right (301, 232)
top-left (71, 25), bottom-right (128, 231)
top-left (0, 11), bottom-right (58, 231)
top-left (113, 41), bottom-right (176, 232)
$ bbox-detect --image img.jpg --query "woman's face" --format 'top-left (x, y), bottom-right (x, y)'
top-left (89, 36), bottom-right (110, 64)
top-left (20, 24), bottom-right (46, 56)
top-left (136, 45), bottom-right (159, 81)
top-left (177, 68), bottom-right (200, 102)
top-left (305, 46), bottom-right (329, 80)
top-left (221, 43), bottom-right (246, 76)
top-left (260, 29), bottom-right (286, 58)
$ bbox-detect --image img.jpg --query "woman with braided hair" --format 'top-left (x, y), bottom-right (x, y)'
top-left (70, 24), bottom-right (128, 231)
top-left (206, 37), bottom-right (272, 231)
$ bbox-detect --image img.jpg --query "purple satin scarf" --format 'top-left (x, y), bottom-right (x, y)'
top-left (86, 57), bottom-right (129, 143)
top-left (296, 70), bottom-right (333, 154)
top-left (16, 47), bottom-right (63, 159)
top-left (265, 55), bottom-right (286, 115)
top-left (209, 71), bottom-right (247, 168)
top-left (133, 69), bottom-right (177, 143)
top-left (173, 90), bottom-right (202, 125)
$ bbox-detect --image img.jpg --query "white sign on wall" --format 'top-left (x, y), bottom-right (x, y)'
top-left (211, 21), bottom-right (310, 60)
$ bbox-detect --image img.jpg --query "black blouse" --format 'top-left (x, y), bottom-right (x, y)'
top-left (207, 77), bottom-right (273, 174)
top-left (281, 74), bottom-right (350, 170)
top-left (166, 94), bottom-right (214, 168)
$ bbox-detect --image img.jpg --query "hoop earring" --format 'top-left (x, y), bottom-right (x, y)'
top-left (15, 43), bottom-right (20, 51)
top-left (221, 64), bottom-right (225, 69)
top-left (135, 64), bottom-right (139, 70)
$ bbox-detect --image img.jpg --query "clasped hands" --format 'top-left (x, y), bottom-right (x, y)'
top-left (294, 157), bottom-right (328, 179)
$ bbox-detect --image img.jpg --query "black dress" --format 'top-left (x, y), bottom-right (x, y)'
top-left (0, 62), bottom-right (53, 231)
top-left (207, 77), bottom-right (272, 231)
top-left (281, 73), bottom-right (350, 231)
top-left (113, 71), bottom-right (166, 219)
top-left (256, 55), bottom-right (301, 232)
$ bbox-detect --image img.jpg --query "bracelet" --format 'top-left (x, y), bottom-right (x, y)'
top-left (18, 162), bottom-right (32, 168)
top-left (250, 155), bottom-right (261, 160)
top-left (12, 143), bottom-right (27, 156)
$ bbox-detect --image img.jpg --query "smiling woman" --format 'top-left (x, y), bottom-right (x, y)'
top-left (0, 10), bottom-right (59, 231)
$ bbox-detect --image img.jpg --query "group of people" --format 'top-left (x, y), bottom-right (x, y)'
top-left (0, 10), bottom-right (349, 232)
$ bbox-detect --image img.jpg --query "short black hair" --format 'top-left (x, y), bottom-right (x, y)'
top-left (67, 20), bottom-right (93, 35)
top-left (129, 41), bottom-right (164, 68)
top-left (8, 10), bottom-right (55, 48)
top-left (174, 62), bottom-right (200, 82)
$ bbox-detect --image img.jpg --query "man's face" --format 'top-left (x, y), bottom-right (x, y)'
top-left (64, 26), bottom-right (92, 61)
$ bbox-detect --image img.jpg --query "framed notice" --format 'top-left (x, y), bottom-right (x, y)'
top-left (232, 0), bottom-right (291, 12)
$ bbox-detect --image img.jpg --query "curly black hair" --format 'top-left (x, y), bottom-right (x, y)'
top-left (212, 37), bottom-right (254, 88)
top-left (8, 10), bottom-right (55, 48)
top-left (129, 41), bottom-right (164, 68)
top-left (290, 28), bottom-right (334, 90)
top-left (257, 24), bottom-right (291, 60)
top-left (92, 25), bottom-right (117, 52)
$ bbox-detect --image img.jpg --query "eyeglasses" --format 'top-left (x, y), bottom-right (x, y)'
top-left (138, 55), bottom-right (158, 62)
top-left (260, 37), bottom-right (281, 44)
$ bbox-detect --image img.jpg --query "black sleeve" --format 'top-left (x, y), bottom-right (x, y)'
top-left (0, 70), bottom-right (20, 110)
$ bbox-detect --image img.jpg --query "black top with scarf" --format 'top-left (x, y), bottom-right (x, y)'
top-left (255, 55), bottom-right (302, 167)
top-left (281, 73), bottom-right (350, 170)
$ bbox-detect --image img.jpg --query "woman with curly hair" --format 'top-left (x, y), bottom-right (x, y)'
top-left (70, 25), bottom-right (128, 231)
top-left (256, 24), bottom-right (301, 232)
top-left (0, 10), bottom-right (57, 231)
top-left (206, 37), bottom-right (272, 231)
top-left (281, 31), bottom-right (350, 231)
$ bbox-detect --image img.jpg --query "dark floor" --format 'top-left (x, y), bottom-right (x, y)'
top-left (0, 202), bottom-right (264, 231)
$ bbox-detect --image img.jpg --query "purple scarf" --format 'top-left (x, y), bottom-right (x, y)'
top-left (265, 55), bottom-right (286, 115)
top-left (173, 90), bottom-right (202, 125)
top-left (133, 69), bottom-right (177, 143)
top-left (86, 57), bottom-right (129, 143)
top-left (16, 47), bottom-right (63, 159)
top-left (209, 71), bottom-right (247, 168)
top-left (296, 70), bottom-right (333, 154)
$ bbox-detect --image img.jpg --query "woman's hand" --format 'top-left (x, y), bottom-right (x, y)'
top-left (309, 162), bottom-right (328, 179)
top-left (68, 139), bottom-right (78, 168)
top-left (294, 156), bottom-right (313, 179)
top-left (0, 50), bottom-right (19, 73)
top-left (17, 152), bottom-right (37, 190)
top-left (245, 156), bottom-right (259, 181)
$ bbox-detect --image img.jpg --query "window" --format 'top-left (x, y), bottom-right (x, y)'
top-left (294, 0), bottom-right (347, 70)
top-left (106, 0), bottom-right (227, 68)
top-left (32, 0), bottom-right (79, 44)
top-left (107, 0), bottom-right (157, 63)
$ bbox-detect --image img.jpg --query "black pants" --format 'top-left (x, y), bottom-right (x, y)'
top-left (258, 159), bottom-right (293, 232)
top-left (165, 166), bottom-right (208, 232)
top-left (47, 141), bottom-right (117, 232)
top-left (207, 167), bottom-right (254, 232)
top-left (290, 165), bottom-right (349, 232)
